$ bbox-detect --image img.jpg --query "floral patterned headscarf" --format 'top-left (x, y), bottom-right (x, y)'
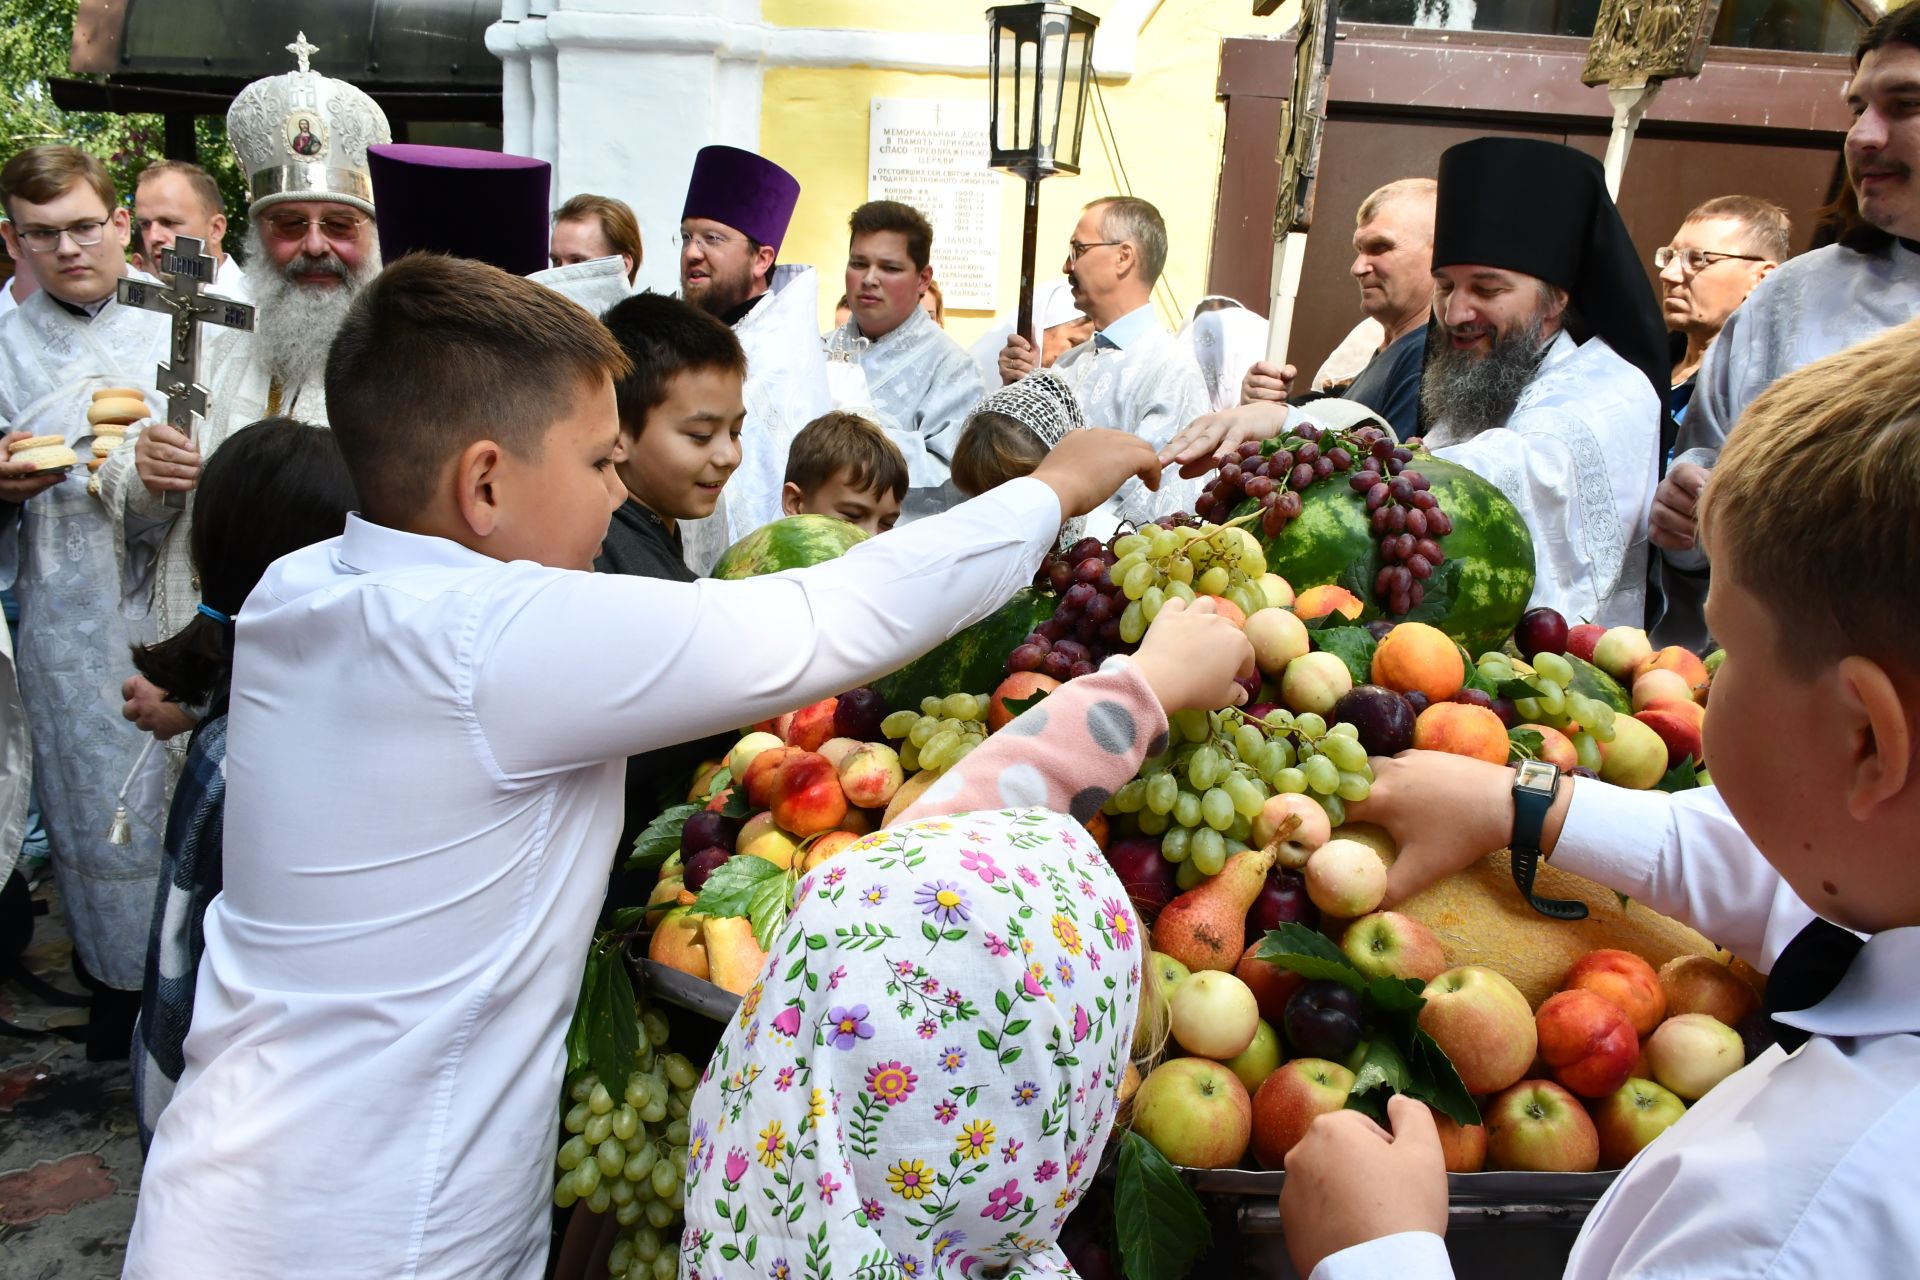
top-left (682, 808), bottom-right (1143, 1279)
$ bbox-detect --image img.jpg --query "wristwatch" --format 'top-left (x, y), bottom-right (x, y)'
top-left (1510, 760), bottom-right (1587, 921)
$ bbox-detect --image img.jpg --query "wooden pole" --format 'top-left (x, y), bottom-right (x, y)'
top-left (1016, 175), bottom-right (1042, 344)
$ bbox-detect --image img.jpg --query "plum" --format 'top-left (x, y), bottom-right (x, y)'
top-left (680, 808), bottom-right (741, 860)
top-left (1514, 607), bottom-right (1570, 659)
top-left (1332, 684), bottom-right (1417, 756)
top-left (833, 687), bottom-right (889, 743)
top-left (1283, 979), bottom-right (1364, 1062)
top-left (1105, 837), bottom-right (1177, 920)
top-left (1452, 688), bottom-right (1494, 710)
top-left (1364, 619), bottom-right (1395, 641)
top-left (682, 845), bottom-right (732, 892)
top-left (1245, 867), bottom-right (1320, 939)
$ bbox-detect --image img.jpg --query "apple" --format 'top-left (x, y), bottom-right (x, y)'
top-left (1565, 623), bottom-right (1606, 664)
top-left (1234, 943), bottom-right (1307, 1026)
top-left (1135, 950), bottom-right (1192, 1056)
top-left (1251, 793), bottom-right (1331, 868)
top-left (1592, 627), bottom-right (1653, 683)
top-left (1131, 1057), bottom-right (1252, 1168)
top-left (1250, 1058), bottom-right (1355, 1169)
top-left (1303, 838), bottom-right (1388, 917)
top-left (1244, 607), bottom-right (1312, 678)
top-left (1597, 713), bottom-right (1669, 790)
top-left (1658, 955), bottom-right (1758, 1027)
top-left (1418, 966), bottom-right (1537, 1096)
top-left (726, 731), bottom-right (786, 779)
top-left (1645, 1012), bottom-right (1745, 1101)
top-left (1170, 970), bottom-right (1261, 1060)
top-left (736, 811), bottom-right (800, 869)
top-left (1340, 911), bottom-right (1448, 983)
top-left (1431, 1106), bottom-right (1489, 1173)
top-left (1516, 723), bottom-right (1579, 771)
top-left (1562, 949), bottom-right (1665, 1036)
top-left (1593, 1077), bottom-right (1687, 1168)
top-left (1483, 1079), bottom-right (1599, 1172)
top-left (1280, 651), bottom-right (1354, 717)
top-left (1534, 989), bottom-right (1639, 1098)
top-left (1282, 979), bottom-right (1364, 1062)
top-left (1224, 1019), bottom-right (1283, 1094)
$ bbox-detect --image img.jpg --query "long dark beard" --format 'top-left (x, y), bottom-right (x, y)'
top-left (244, 224), bottom-right (382, 393)
top-left (1420, 312), bottom-right (1554, 441)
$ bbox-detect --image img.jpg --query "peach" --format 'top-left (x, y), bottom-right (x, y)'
top-left (1596, 714), bottom-right (1668, 790)
top-left (1084, 811), bottom-right (1111, 849)
top-left (784, 697), bottom-right (840, 752)
top-left (1561, 949), bottom-right (1666, 1036)
top-left (769, 751), bottom-right (848, 837)
top-left (1431, 1106), bottom-right (1489, 1173)
top-left (736, 811), bottom-right (801, 869)
top-left (1412, 702), bottom-right (1510, 765)
top-left (1304, 838), bottom-right (1388, 917)
top-left (817, 736), bottom-right (865, 769)
top-left (1244, 607), bottom-right (1312, 678)
top-left (1292, 583), bottom-right (1364, 622)
top-left (1258, 573), bottom-right (1296, 610)
top-left (1632, 645), bottom-right (1710, 691)
top-left (839, 807), bottom-right (877, 836)
top-left (1280, 651), bottom-right (1353, 716)
top-left (801, 829), bottom-right (861, 872)
top-left (1645, 1012), bottom-right (1745, 1100)
top-left (1636, 699), bottom-right (1705, 768)
top-left (686, 759), bottom-right (726, 803)
top-left (1658, 955), bottom-right (1759, 1028)
top-left (1630, 668), bottom-right (1694, 712)
top-left (837, 742), bottom-right (904, 809)
top-left (1592, 627), bottom-right (1653, 683)
top-left (646, 906), bottom-right (709, 980)
top-left (1535, 989), bottom-right (1639, 1098)
top-left (742, 746), bottom-right (793, 809)
top-left (1517, 723), bottom-right (1578, 771)
top-left (1370, 622), bottom-right (1467, 702)
top-left (988, 671), bottom-right (1062, 731)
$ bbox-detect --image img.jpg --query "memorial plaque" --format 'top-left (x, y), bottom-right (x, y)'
top-left (867, 98), bottom-right (1003, 312)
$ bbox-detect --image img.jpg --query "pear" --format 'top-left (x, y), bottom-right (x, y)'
top-left (704, 915), bottom-right (771, 996)
top-left (1149, 845), bottom-right (1278, 972)
top-left (647, 905), bottom-right (709, 981)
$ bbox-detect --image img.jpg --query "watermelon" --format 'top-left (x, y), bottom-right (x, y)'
top-left (712, 514), bottom-right (868, 580)
top-left (1233, 452), bottom-right (1535, 653)
top-left (871, 587), bottom-right (1058, 712)
top-left (1564, 653), bottom-right (1631, 714)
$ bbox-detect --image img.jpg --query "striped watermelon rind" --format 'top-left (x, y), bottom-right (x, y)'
top-left (712, 515), bottom-right (869, 580)
top-left (1234, 452), bottom-right (1535, 654)
top-left (872, 587), bottom-right (1058, 712)
top-left (1564, 654), bottom-right (1631, 714)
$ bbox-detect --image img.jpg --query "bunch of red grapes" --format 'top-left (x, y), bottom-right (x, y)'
top-left (1193, 425), bottom-right (1453, 619)
top-left (1012, 515), bottom-right (1205, 682)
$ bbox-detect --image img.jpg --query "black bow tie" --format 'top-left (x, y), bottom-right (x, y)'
top-left (1763, 918), bottom-right (1865, 1053)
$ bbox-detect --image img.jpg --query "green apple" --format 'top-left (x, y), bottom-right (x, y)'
top-left (1593, 1076), bottom-right (1687, 1168)
top-left (1224, 1019), bottom-right (1283, 1094)
top-left (1131, 1057), bottom-right (1252, 1168)
top-left (1136, 951), bottom-right (1193, 1055)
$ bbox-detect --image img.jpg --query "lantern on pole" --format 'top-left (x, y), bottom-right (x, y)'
top-left (987, 3), bottom-right (1099, 342)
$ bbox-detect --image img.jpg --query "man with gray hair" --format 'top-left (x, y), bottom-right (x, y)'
top-left (998, 195), bottom-right (1208, 536)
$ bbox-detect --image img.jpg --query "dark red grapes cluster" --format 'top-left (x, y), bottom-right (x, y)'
top-left (1193, 422), bottom-right (1388, 536)
top-left (1014, 516), bottom-right (1204, 681)
top-left (1361, 459), bottom-right (1452, 616)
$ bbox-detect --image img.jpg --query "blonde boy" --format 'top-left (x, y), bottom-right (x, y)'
top-left (1279, 317), bottom-right (1920, 1280)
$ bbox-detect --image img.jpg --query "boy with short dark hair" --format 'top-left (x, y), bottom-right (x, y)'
top-left (595, 292), bottom-right (747, 579)
top-left (779, 408), bottom-right (908, 535)
top-left (1279, 318), bottom-right (1920, 1280)
top-left (125, 254), bottom-right (1161, 1278)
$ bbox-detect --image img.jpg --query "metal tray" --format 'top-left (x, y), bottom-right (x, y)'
top-left (636, 953), bottom-right (743, 1024)
top-left (1188, 1167), bottom-right (1617, 1206)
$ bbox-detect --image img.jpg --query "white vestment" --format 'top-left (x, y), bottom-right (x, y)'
top-left (0, 604), bottom-right (28, 890)
top-left (211, 253), bottom-right (250, 302)
top-left (1049, 313), bottom-right (1211, 540)
top-left (679, 264), bottom-right (832, 574)
top-left (1428, 332), bottom-right (1658, 629)
top-left (1176, 301), bottom-right (1270, 411)
top-left (0, 291), bottom-right (172, 987)
top-left (828, 306), bottom-right (983, 519)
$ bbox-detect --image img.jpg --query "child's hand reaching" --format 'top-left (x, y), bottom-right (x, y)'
top-left (1030, 429), bottom-right (1162, 518)
top-left (1131, 596), bottom-right (1255, 713)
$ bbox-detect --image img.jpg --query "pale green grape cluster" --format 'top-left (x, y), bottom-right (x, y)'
top-left (1108, 706), bottom-right (1373, 886)
top-left (1478, 649), bottom-right (1616, 771)
top-left (554, 1008), bottom-right (696, 1280)
top-left (880, 692), bottom-right (990, 772)
top-left (1109, 522), bottom-right (1268, 644)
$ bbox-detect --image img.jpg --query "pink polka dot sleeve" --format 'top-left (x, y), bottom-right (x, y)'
top-left (896, 658), bottom-right (1169, 828)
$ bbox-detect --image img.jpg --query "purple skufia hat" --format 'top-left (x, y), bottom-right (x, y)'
top-left (366, 143), bottom-right (552, 277)
top-left (681, 145), bottom-right (800, 251)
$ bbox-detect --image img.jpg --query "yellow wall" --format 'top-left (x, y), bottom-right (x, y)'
top-left (760, 0), bottom-right (1302, 345)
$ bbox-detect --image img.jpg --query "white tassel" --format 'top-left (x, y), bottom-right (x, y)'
top-left (107, 737), bottom-right (158, 846)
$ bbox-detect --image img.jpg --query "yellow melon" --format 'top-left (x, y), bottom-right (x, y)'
top-left (882, 768), bottom-right (942, 827)
top-left (1337, 823), bottom-right (1726, 1008)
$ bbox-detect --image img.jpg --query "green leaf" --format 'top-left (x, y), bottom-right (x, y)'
top-left (1114, 1131), bottom-right (1211, 1280)
top-left (585, 941), bottom-right (640, 1093)
top-left (1404, 1026), bottom-right (1481, 1127)
top-left (1003, 686), bottom-right (1053, 718)
top-left (1401, 557), bottom-right (1462, 625)
top-left (1460, 658), bottom-right (1500, 697)
top-left (1311, 625), bottom-right (1378, 688)
top-left (627, 802), bottom-right (700, 873)
top-left (564, 941), bottom-right (603, 1075)
top-left (1254, 923), bottom-right (1366, 991)
top-left (720, 785), bottom-right (754, 820)
top-left (1655, 754), bottom-right (1700, 793)
top-left (1507, 727), bottom-right (1545, 763)
top-left (704, 766), bottom-right (733, 800)
top-left (1350, 1035), bottom-right (1412, 1100)
top-left (1496, 678), bottom-right (1545, 703)
top-left (748, 871), bottom-right (794, 951)
top-left (1364, 974), bottom-right (1427, 1013)
top-left (692, 855), bottom-right (787, 918)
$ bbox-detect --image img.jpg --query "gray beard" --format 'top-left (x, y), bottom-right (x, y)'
top-left (1420, 314), bottom-right (1554, 441)
top-left (243, 224), bottom-right (382, 393)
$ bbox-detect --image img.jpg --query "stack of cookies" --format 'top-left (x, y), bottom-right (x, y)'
top-left (87, 387), bottom-right (150, 473)
top-left (6, 434), bottom-right (78, 473)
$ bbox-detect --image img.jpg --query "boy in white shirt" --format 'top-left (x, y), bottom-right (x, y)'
top-left (123, 255), bottom-right (1162, 1278)
top-left (1275, 316), bottom-right (1920, 1279)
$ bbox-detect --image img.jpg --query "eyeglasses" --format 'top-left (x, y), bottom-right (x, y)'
top-left (1654, 247), bottom-right (1766, 274)
top-left (674, 230), bottom-right (739, 251)
top-left (14, 219), bottom-right (109, 252)
top-left (260, 211), bottom-right (369, 243)
top-left (1067, 240), bottom-right (1123, 264)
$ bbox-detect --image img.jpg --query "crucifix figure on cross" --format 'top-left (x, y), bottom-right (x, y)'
top-left (115, 236), bottom-right (256, 506)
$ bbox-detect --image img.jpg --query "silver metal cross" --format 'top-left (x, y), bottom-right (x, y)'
top-left (116, 237), bottom-right (256, 440)
top-left (287, 31), bottom-right (319, 74)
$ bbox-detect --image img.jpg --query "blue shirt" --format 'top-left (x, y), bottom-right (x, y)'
top-left (1091, 301), bottom-right (1158, 352)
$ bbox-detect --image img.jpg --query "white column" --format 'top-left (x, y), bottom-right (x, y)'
top-left (485, 0), bottom-right (535, 158)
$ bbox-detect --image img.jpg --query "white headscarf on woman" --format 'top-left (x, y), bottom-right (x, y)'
top-left (1176, 297), bottom-right (1270, 411)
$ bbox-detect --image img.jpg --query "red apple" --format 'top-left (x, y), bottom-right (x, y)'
top-left (1131, 1057), bottom-right (1252, 1168)
top-left (1169, 970), bottom-right (1260, 1060)
top-left (1535, 989), bottom-right (1639, 1098)
top-left (1561, 949), bottom-right (1666, 1036)
top-left (1636, 698), bottom-right (1706, 768)
top-left (1340, 911), bottom-right (1448, 983)
top-left (784, 697), bottom-right (839, 751)
top-left (1235, 942), bottom-right (1306, 1026)
top-left (1645, 1012), bottom-right (1746, 1101)
top-left (1417, 966), bottom-right (1537, 1097)
top-left (1430, 1105), bottom-right (1488, 1173)
top-left (1565, 623), bottom-right (1606, 664)
top-left (1592, 1077), bottom-right (1686, 1168)
top-left (1250, 1057), bottom-right (1355, 1169)
top-left (1658, 955), bottom-right (1759, 1027)
top-left (1483, 1079), bottom-right (1600, 1173)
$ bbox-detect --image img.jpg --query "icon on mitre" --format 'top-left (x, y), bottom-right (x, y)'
top-left (287, 114), bottom-right (326, 159)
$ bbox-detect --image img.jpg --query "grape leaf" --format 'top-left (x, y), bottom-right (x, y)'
top-left (1114, 1130), bottom-right (1211, 1280)
top-left (1655, 755), bottom-right (1701, 793)
top-left (1255, 923), bottom-right (1367, 991)
top-left (1311, 625), bottom-right (1378, 688)
top-left (628, 802), bottom-right (700, 873)
top-left (1507, 727), bottom-right (1545, 763)
top-left (692, 855), bottom-right (787, 919)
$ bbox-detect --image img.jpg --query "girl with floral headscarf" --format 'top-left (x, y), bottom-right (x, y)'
top-left (682, 598), bottom-right (1253, 1279)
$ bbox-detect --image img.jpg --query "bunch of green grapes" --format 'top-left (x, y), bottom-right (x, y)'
top-left (880, 692), bottom-right (990, 772)
top-left (1109, 521), bottom-right (1269, 645)
top-left (1477, 649), bottom-right (1615, 771)
top-left (554, 1008), bottom-right (698, 1280)
top-left (1107, 706), bottom-right (1373, 887)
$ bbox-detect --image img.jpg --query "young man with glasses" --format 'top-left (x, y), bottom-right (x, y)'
top-left (0, 144), bottom-right (172, 1057)
top-left (1656, 196), bottom-right (1787, 422)
top-left (997, 196), bottom-right (1210, 539)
